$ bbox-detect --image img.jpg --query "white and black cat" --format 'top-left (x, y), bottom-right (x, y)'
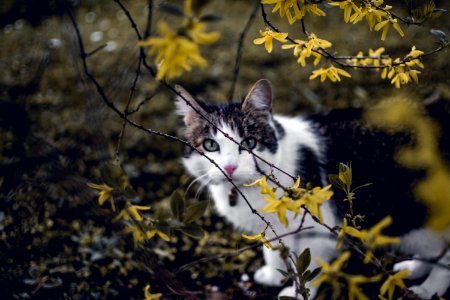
top-left (175, 79), bottom-right (450, 299)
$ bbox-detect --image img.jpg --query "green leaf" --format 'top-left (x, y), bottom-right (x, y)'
top-left (178, 224), bottom-right (205, 239)
top-left (297, 248), bottom-right (311, 275)
top-left (306, 267), bottom-right (322, 282)
top-left (199, 14), bottom-right (222, 22)
top-left (430, 29), bottom-right (449, 45)
top-left (303, 269), bottom-right (311, 279)
top-left (338, 162), bottom-right (352, 187)
top-left (276, 268), bottom-right (290, 278)
top-left (328, 174), bottom-right (345, 191)
top-left (183, 201), bottom-right (209, 224)
top-left (170, 190), bottom-right (185, 221)
top-left (159, 3), bottom-right (184, 17)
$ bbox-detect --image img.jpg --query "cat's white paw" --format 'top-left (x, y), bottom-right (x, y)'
top-left (254, 265), bottom-right (284, 287)
top-left (409, 285), bottom-right (435, 299)
top-left (393, 260), bottom-right (431, 279)
top-left (278, 286), bottom-right (296, 299)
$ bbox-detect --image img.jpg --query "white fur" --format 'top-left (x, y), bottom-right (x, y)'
top-left (393, 228), bottom-right (450, 298)
top-left (183, 115), bottom-right (338, 299)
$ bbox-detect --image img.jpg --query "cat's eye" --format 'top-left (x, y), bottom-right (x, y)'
top-left (203, 139), bottom-right (220, 152)
top-left (241, 137), bottom-right (257, 150)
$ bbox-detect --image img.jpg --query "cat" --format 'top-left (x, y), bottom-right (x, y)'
top-left (175, 79), bottom-right (450, 299)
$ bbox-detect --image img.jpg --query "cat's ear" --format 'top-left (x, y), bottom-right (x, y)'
top-left (242, 79), bottom-right (272, 114)
top-left (175, 85), bottom-right (206, 125)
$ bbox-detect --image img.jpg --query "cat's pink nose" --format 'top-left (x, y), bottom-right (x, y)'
top-left (224, 165), bottom-right (237, 176)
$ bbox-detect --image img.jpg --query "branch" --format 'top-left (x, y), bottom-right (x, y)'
top-left (227, 1), bottom-right (259, 102)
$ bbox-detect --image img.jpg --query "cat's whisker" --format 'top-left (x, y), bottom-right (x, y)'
top-left (185, 172), bottom-right (210, 197)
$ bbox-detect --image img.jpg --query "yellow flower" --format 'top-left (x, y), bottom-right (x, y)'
top-left (125, 225), bottom-right (169, 246)
top-left (242, 226), bottom-right (273, 249)
top-left (306, 33), bottom-right (332, 54)
top-left (346, 274), bottom-right (382, 300)
top-left (374, 17), bottom-right (404, 41)
top-left (87, 182), bottom-right (116, 211)
top-left (187, 21), bottom-right (220, 44)
top-left (379, 270), bottom-right (410, 300)
top-left (261, 0), bottom-right (302, 24)
top-left (336, 218), bottom-right (349, 249)
top-left (260, 195), bottom-right (296, 227)
top-left (302, 4), bottom-right (326, 18)
top-left (309, 66), bottom-right (351, 82)
top-left (146, 227), bottom-right (170, 242)
top-left (390, 69), bottom-right (410, 89)
top-left (124, 225), bottom-right (146, 245)
top-left (405, 46), bottom-right (424, 68)
top-left (144, 284), bottom-right (162, 300)
top-left (350, 4), bottom-right (387, 30)
top-left (244, 176), bottom-right (277, 199)
top-left (282, 39), bottom-right (323, 66)
top-left (329, 0), bottom-right (361, 23)
top-left (138, 22), bottom-right (208, 80)
top-left (293, 185), bottom-right (333, 223)
top-left (313, 251), bottom-right (351, 291)
top-left (343, 216), bottom-right (400, 263)
top-left (114, 204), bottom-right (151, 222)
top-left (253, 28), bottom-right (288, 53)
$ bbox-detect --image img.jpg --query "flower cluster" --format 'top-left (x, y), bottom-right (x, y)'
top-left (261, 0), bottom-right (325, 24)
top-left (244, 176), bottom-right (333, 227)
top-left (337, 216), bottom-right (400, 263)
top-left (347, 46), bottom-right (425, 88)
top-left (313, 250), bottom-right (410, 300)
top-left (282, 33), bottom-right (331, 67)
top-left (88, 182), bottom-right (170, 246)
top-left (329, 0), bottom-right (404, 41)
top-left (309, 65), bottom-right (352, 82)
top-left (138, 0), bottom-right (219, 80)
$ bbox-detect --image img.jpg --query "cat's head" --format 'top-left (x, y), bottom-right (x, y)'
top-left (176, 79), bottom-right (282, 185)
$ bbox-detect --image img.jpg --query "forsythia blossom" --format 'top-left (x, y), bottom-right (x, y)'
top-left (374, 17), bottom-right (404, 41)
top-left (253, 28), bottom-right (288, 53)
top-left (245, 176), bottom-right (332, 227)
top-left (241, 225), bottom-right (273, 249)
top-left (282, 33), bottom-right (331, 67)
top-left (125, 225), bottom-right (170, 246)
top-left (144, 284), bottom-right (162, 300)
top-left (309, 65), bottom-right (352, 82)
top-left (261, 0), bottom-right (302, 24)
top-left (138, 22), bottom-right (208, 80)
top-left (261, 0), bottom-right (325, 24)
top-left (341, 216), bottom-right (400, 263)
top-left (292, 185), bottom-right (333, 223)
top-left (87, 182), bottom-right (116, 211)
top-left (313, 251), bottom-right (351, 294)
top-left (114, 204), bottom-right (151, 222)
top-left (378, 270), bottom-right (411, 300)
top-left (329, 0), bottom-right (361, 23)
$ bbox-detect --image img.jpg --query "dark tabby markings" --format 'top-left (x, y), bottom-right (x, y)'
top-left (182, 102), bottom-right (281, 157)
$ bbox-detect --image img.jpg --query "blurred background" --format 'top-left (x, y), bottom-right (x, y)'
top-left (0, 0), bottom-right (449, 299)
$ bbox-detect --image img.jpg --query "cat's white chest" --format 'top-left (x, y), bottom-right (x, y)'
top-left (209, 183), bottom-right (269, 234)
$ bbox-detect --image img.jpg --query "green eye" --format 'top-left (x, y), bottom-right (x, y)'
top-left (203, 139), bottom-right (220, 152)
top-left (241, 137), bottom-right (257, 150)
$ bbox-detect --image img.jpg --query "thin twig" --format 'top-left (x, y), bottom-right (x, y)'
top-left (227, 1), bottom-right (259, 102)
